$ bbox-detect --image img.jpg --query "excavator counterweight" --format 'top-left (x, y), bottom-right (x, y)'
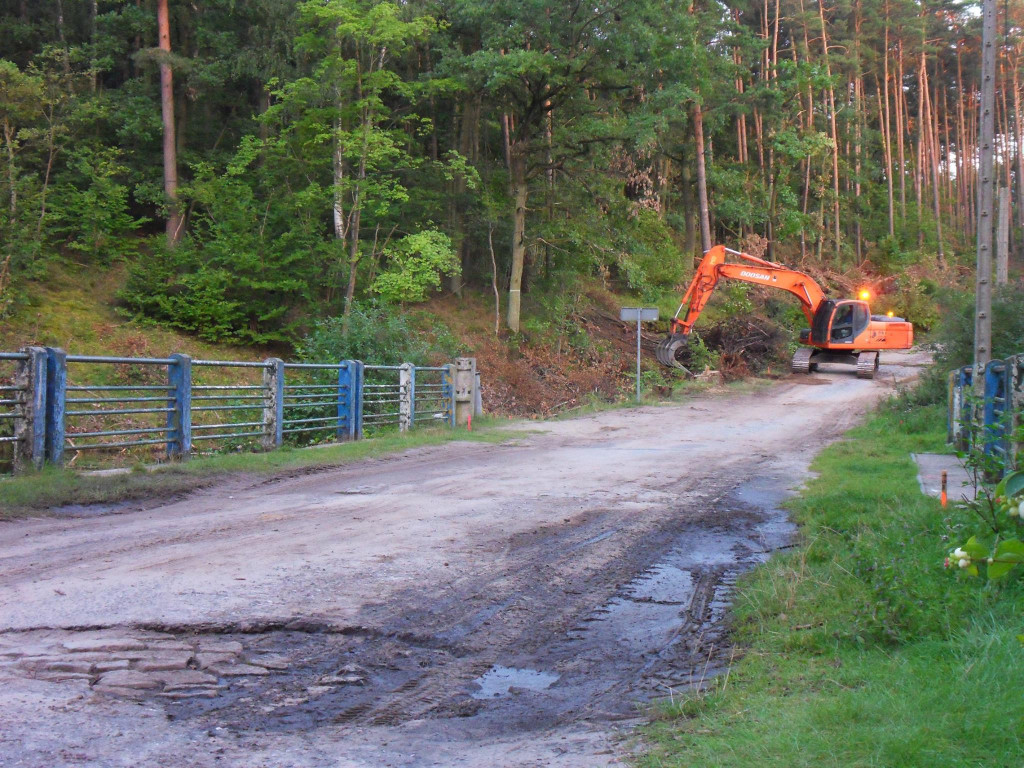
top-left (656, 245), bottom-right (913, 379)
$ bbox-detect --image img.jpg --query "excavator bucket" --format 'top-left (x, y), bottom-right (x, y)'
top-left (655, 334), bottom-right (690, 370)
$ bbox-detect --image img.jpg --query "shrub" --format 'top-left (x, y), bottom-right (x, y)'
top-left (295, 301), bottom-right (460, 366)
top-left (904, 285), bottom-right (1024, 406)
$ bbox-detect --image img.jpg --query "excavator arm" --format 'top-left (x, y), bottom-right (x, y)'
top-left (656, 245), bottom-right (828, 368)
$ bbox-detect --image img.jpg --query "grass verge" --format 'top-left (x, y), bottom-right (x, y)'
top-left (639, 401), bottom-right (1024, 767)
top-left (0, 419), bottom-right (507, 518)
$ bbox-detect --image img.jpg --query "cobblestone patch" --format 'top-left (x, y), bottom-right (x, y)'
top-left (0, 628), bottom-right (278, 702)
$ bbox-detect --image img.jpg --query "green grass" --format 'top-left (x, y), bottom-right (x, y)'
top-left (639, 402), bottom-right (1024, 768)
top-left (0, 418), bottom-right (507, 518)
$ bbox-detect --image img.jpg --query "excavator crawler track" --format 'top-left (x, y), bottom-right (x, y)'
top-left (791, 347), bottom-right (817, 374)
top-left (656, 334), bottom-right (690, 370)
top-left (856, 351), bottom-right (879, 379)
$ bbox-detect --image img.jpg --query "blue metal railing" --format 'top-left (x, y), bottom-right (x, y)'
top-left (362, 364), bottom-right (404, 433)
top-left (948, 354), bottom-right (1023, 477)
top-left (280, 360), bottom-right (361, 442)
top-left (0, 347), bottom-right (465, 473)
top-left (415, 366), bottom-right (455, 427)
top-left (0, 353), bottom-right (30, 470)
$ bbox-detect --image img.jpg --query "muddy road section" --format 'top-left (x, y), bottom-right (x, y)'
top-left (0, 351), bottom-right (927, 767)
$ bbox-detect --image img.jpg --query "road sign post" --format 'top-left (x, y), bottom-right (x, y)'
top-left (620, 307), bottom-right (659, 403)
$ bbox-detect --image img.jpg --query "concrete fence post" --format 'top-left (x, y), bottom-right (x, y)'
top-left (399, 363), bottom-right (414, 432)
top-left (474, 371), bottom-right (483, 418)
top-left (167, 353), bottom-right (192, 460)
top-left (453, 357), bottom-right (476, 428)
top-left (263, 358), bottom-right (283, 450)
top-left (44, 347), bottom-right (66, 466)
top-left (12, 347), bottom-right (47, 472)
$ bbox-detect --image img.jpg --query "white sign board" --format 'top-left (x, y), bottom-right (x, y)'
top-left (620, 307), bottom-right (659, 322)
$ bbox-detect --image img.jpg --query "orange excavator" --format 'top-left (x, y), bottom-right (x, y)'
top-left (655, 245), bottom-right (913, 379)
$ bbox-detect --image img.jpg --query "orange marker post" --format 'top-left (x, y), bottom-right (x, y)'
top-left (940, 470), bottom-right (947, 507)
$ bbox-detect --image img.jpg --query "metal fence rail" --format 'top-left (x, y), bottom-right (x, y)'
top-left (280, 360), bottom-right (360, 442)
top-left (0, 352), bottom-right (31, 471)
top-left (362, 364), bottom-right (404, 433)
top-left (191, 359), bottom-right (270, 451)
top-left (0, 347), bottom-right (476, 474)
top-left (413, 366), bottom-right (455, 428)
top-left (948, 353), bottom-right (1023, 477)
top-left (60, 354), bottom-right (179, 464)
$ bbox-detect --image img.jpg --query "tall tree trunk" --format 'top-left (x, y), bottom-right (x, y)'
top-left (157, 0), bottom-right (182, 246)
top-left (90, 0), bottom-right (98, 90)
top-left (996, 186), bottom-right (1009, 283)
top-left (956, 42), bottom-right (970, 234)
top-left (921, 54), bottom-right (943, 261)
top-left (342, 106), bottom-right (372, 326)
top-left (798, 0), bottom-right (814, 260)
top-left (942, 82), bottom-right (953, 226)
top-left (854, 77), bottom-right (863, 262)
top-left (1013, 57), bottom-right (1024, 230)
top-left (877, 73), bottom-right (896, 237)
top-left (817, 0), bottom-right (841, 261)
top-left (3, 122), bottom-right (16, 216)
top-left (895, 41), bottom-right (907, 222)
top-left (447, 94), bottom-right (481, 295)
top-left (506, 148), bottom-right (527, 333)
top-left (693, 101), bottom-right (712, 253)
top-left (681, 162), bottom-right (697, 256)
top-left (880, 6), bottom-right (895, 237)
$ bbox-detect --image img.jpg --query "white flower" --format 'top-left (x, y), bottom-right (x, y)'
top-left (952, 548), bottom-right (967, 559)
top-left (1017, 500), bottom-right (1024, 517)
top-left (958, 558), bottom-right (970, 569)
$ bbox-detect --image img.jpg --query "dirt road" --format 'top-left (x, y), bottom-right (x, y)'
top-left (0, 351), bottom-right (928, 768)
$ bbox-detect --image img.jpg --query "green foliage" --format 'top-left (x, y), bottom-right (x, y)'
top-left (50, 146), bottom-right (148, 261)
top-left (295, 301), bottom-right (460, 366)
top-left (0, 0), bottom-right (988, 349)
top-left (120, 157), bottom-right (322, 343)
top-left (371, 230), bottom-right (460, 303)
top-left (945, 461), bottom-right (1024, 581)
top-left (907, 286), bottom-right (1024, 406)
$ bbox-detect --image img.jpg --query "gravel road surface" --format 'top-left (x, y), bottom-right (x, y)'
top-left (0, 350), bottom-right (928, 767)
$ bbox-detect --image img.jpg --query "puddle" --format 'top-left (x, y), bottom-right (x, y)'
top-left (472, 665), bottom-right (560, 699)
top-left (626, 564), bottom-right (693, 605)
top-left (51, 500), bottom-right (137, 518)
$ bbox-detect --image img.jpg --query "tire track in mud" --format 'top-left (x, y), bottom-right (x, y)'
top-left (143, 474), bottom-right (792, 742)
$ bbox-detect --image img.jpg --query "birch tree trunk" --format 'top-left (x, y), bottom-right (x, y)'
top-left (506, 148), bottom-right (528, 333)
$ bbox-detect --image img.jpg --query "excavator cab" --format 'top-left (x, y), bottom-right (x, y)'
top-left (804, 300), bottom-right (870, 344)
top-left (796, 298), bottom-right (908, 377)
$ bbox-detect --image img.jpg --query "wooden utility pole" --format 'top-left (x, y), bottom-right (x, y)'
top-left (157, 0), bottom-right (182, 246)
top-left (974, 0), bottom-right (997, 374)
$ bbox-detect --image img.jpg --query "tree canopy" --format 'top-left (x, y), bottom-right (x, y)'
top-left (0, 0), bottom-right (1020, 339)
